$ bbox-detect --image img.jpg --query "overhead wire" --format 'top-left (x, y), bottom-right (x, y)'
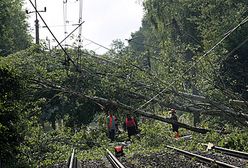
top-left (41, 24), bottom-right (78, 28)
top-left (93, 46), bottom-right (102, 52)
top-left (75, 18), bottom-right (242, 106)
top-left (72, 38), bottom-right (167, 100)
top-left (83, 41), bottom-right (93, 47)
top-left (198, 35), bottom-right (248, 103)
top-left (72, 15), bottom-right (248, 112)
top-left (26, 0), bottom-right (176, 115)
top-left (55, 21), bottom-right (85, 48)
top-left (134, 15), bottom-right (248, 111)
top-left (82, 36), bottom-right (111, 51)
top-left (195, 11), bottom-right (248, 102)
top-left (28, 0), bottom-right (80, 72)
top-left (29, 0), bottom-right (248, 113)
top-left (79, 36), bottom-right (171, 89)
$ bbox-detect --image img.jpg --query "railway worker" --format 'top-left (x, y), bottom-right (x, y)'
top-left (106, 111), bottom-right (117, 142)
top-left (114, 115), bottom-right (120, 134)
top-left (170, 109), bottom-right (180, 139)
top-left (123, 113), bottom-right (138, 140)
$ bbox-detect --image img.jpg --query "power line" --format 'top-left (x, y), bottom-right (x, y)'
top-left (55, 21), bottom-right (85, 48)
top-left (29, 0), bottom-right (248, 112)
top-left (136, 16), bottom-right (248, 110)
top-left (82, 36), bottom-right (111, 51)
top-left (41, 24), bottom-right (77, 28)
top-left (83, 41), bottom-right (93, 47)
top-left (134, 16), bottom-right (248, 111)
top-left (28, 0), bottom-right (80, 72)
top-left (27, 1), bottom-right (151, 88)
top-left (78, 15), bottom-right (248, 92)
top-left (199, 35), bottom-right (248, 103)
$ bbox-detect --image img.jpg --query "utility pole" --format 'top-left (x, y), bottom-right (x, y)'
top-left (46, 36), bottom-right (51, 51)
top-left (26, 0), bottom-right (46, 44)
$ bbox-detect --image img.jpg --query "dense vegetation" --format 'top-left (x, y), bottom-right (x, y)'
top-left (0, 0), bottom-right (31, 56)
top-left (0, 0), bottom-right (247, 167)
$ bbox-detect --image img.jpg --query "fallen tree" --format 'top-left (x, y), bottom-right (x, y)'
top-left (86, 95), bottom-right (211, 134)
top-left (31, 79), bottom-right (211, 134)
top-left (124, 90), bottom-right (248, 126)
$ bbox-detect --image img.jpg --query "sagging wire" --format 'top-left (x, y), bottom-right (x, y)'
top-left (29, 0), bottom-right (248, 114)
top-left (72, 15), bottom-right (248, 113)
top-left (198, 36), bottom-right (248, 106)
top-left (28, 0), bottom-right (80, 72)
top-left (134, 16), bottom-right (248, 111)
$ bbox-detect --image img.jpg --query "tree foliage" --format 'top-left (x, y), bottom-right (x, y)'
top-left (0, 67), bottom-right (23, 166)
top-left (0, 0), bottom-right (31, 56)
top-left (0, 0), bottom-right (248, 166)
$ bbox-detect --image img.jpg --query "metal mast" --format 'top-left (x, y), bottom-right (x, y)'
top-left (26, 0), bottom-right (46, 44)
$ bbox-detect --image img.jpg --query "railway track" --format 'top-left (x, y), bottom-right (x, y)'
top-left (204, 143), bottom-right (248, 160)
top-left (64, 142), bottom-right (247, 168)
top-left (66, 148), bottom-right (126, 168)
top-left (106, 149), bottom-right (126, 168)
top-left (166, 145), bottom-right (247, 168)
top-left (67, 149), bottom-right (81, 168)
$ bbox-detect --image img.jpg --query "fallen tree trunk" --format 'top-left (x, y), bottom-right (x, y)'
top-left (129, 89), bottom-right (248, 123)
top-left (32, 78), bottom-right (248, 127)
top-left (36, 82), bottom-right (210, 134)
top-left (175, 91), bottom-right (247, 114)
top-left (83, 95), bottom-right (211, 134)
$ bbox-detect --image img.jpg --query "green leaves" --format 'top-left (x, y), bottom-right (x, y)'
top-left (0, 0), bottom-right (31, 56)
top-left (0, 67), bottom-right (24, 166)
top-left (0, 0), bottom-right (247, 166)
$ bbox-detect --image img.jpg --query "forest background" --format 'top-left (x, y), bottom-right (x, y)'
top-left (0, 0), bottom-right (248, 167)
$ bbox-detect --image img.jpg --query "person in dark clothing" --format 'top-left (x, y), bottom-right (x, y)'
top-left (170, 109), bottom-right (180, 139)
top-left (123, 113), bottom-right (138, 140)
top-left (114, 116), bottom-right (119, 134)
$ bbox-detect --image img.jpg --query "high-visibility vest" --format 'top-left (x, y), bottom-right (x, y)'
top-left (125, 117), bottom-right (136, 127)
top-left (108, 115), bottom-right (116, 129)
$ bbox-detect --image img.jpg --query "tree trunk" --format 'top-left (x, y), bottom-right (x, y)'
top-left (86, 95), bottom-right (211, 134)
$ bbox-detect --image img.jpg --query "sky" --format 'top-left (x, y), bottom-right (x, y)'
top-left (24, 0), bottom-right (144, 54)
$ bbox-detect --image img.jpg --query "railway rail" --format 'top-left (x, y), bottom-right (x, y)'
top-left (67, 149), bottom-right (81, 168)
top-left (166, 145), bottom-right (245, 168)
top-left (106, 149), bottom-right (126, 168)
top-left (64, 142), bottom-right (247, 167)
top-left (204, 143), bottom-right (248, 160)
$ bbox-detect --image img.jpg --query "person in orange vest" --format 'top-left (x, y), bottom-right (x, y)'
top-left (170, 109), bottom-right (180, 139)
top-left (106, 111), bottom-right (117, 142)
top-left (123, 113), bottom-right (138, 140)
